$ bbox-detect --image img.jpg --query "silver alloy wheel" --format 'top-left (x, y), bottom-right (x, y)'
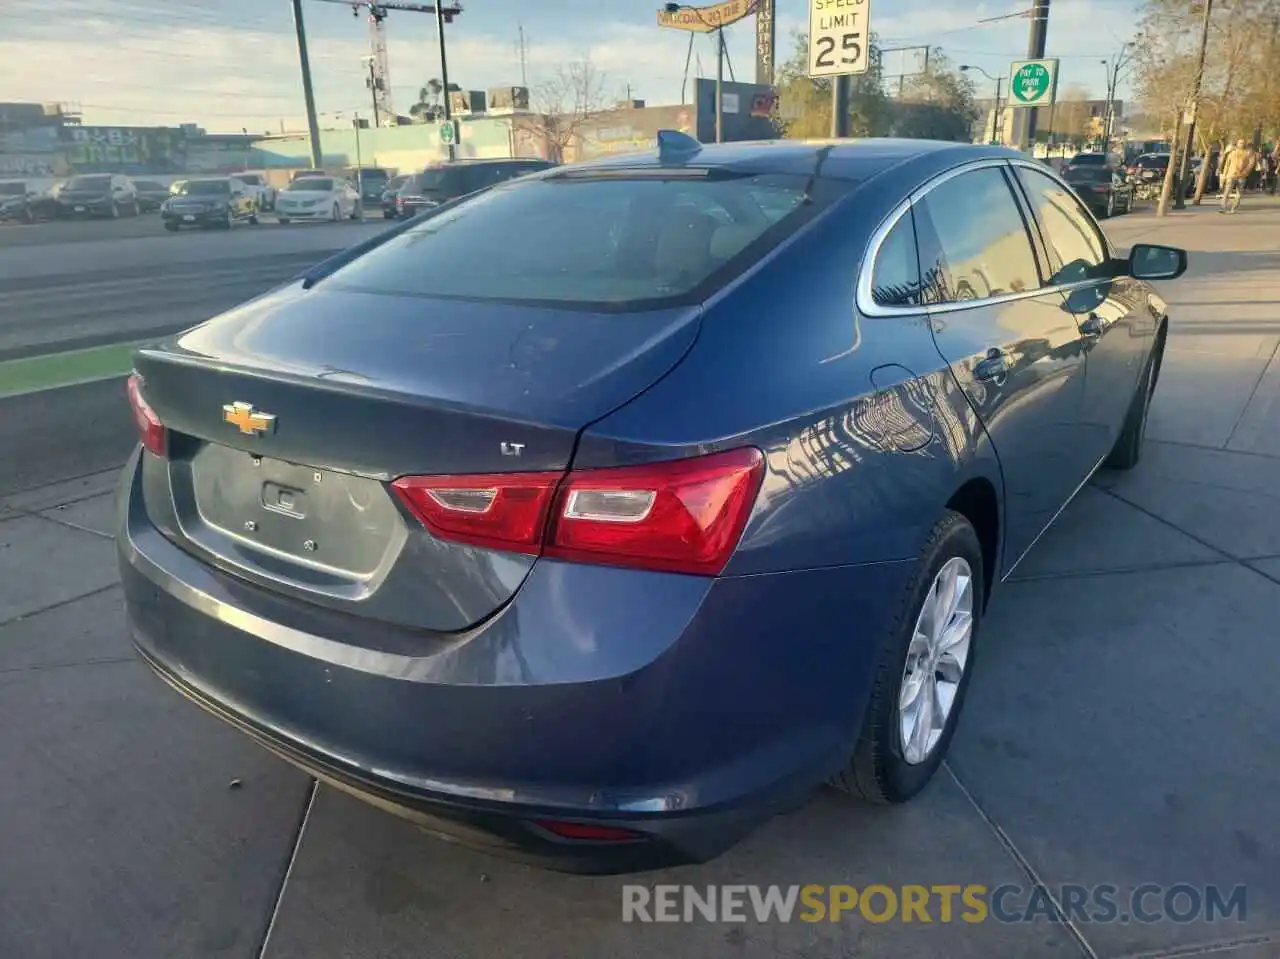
top-left (898, 556), bottom-right (974, 765)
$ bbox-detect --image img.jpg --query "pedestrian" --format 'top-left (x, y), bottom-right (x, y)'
top-left (1269, 145), bottom-right (1280, 196)
top-left (1218, 139), bottom-right (1258, 213)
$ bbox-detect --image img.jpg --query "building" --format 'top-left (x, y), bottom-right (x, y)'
top-left (971, 97), bottom-right (1125, 146)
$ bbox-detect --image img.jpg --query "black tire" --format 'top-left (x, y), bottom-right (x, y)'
top-left (832, 511), bottom-right (985, 805)
top-left (278, 217), bottom-right (290, 225)
top-left (110, 201), bottom-right (120, 219)
top-left (349, 201), bottom-right (361, 220)
top-left (164, 221), bottom-right (179, 232)
top-left (382, 210), bottom-right (394, 219)
top-left (1104, 192), bottom-right (1115, 218)
top-left (249, 213), bottom-right (259, 225)
top-left (1105, 332), bottom-right (1163, 470)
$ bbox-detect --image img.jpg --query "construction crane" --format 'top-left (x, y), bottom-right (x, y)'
top-left (308, 0), bottom-right (464, 127)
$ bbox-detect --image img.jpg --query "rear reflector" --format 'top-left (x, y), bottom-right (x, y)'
top-left (126, 373), bottom-right (167, 457)
top-left (533, 820), bottom-right (646, 842)
top-left (392, 447), bottom-right (765, 576)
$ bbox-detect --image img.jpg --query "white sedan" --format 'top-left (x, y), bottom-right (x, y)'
top-left (274, 177), bottom-right (361, 223)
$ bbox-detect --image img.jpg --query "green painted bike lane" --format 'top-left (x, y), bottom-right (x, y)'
top-left (0, 339), bottom-right (148, 400)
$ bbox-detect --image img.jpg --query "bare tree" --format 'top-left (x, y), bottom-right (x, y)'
top-left (529, 57), bottom-right (611, 162)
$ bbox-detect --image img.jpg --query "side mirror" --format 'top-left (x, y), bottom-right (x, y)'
top-left (1129, 243), bottom-right (1187, 280)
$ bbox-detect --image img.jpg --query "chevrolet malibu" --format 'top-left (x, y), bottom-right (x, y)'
top-left (119, 135), bottom-right (1187, 874)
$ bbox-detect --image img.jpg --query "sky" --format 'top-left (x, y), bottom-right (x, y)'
top-left (1, 0), bottom-right (1143, 132)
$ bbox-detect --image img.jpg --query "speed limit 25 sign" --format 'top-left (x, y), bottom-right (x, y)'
top-left (808, 0), bottom-right (871, 78)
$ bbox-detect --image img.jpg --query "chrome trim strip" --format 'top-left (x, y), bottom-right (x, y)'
top-left (855, 156), bottom-right (1116, 319)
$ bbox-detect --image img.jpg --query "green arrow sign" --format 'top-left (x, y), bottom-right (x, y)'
top-left (439, 119), bottom-right (459, 146)
top-left (1008, 59), bottom-right (1058, 108)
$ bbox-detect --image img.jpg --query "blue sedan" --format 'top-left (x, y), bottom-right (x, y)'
top-left (118, 133), bottom-right (1187, 874)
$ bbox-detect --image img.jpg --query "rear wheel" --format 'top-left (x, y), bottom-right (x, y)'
top-left (831, 511), bottom-right (984, 804)
top-left (278, 217), bottom-right (290, 225)
top-left (349, 201), bottom-right (361, 220)
top-left (164, 221), bottom-right (179, 232)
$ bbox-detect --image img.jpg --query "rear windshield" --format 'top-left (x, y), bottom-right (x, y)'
top-left (286, 177), bottom-right (334, 192)
top-left (321, 172), bottom-right (827, 310)
top-left (1068, 154), bottom-right (1107, 165)
top-left (178, 180), bottom-right (230, 195)
top-left (1065, 168), bottom-right (1112, 183)
top-left (416, 168), bottom-right (464, 193)
top-left (65, 175), bottom-right (111, 190)
top-left (357, 169), bottom-right (388, 180)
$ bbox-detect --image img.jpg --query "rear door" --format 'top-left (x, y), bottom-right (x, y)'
top-left (1012, 162), bottom-right (1151, 462)
top-left (913, 162), bottom-right (1091, 573)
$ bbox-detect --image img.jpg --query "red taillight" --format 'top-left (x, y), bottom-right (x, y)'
top-left (533, 820), bottom-right (645, 842)
top-left (126, 373), bottom-right (166, 456)
top-left (391, 471), bottom-right (560, 554)
top-left (391, 447), bottom-right (765, 576)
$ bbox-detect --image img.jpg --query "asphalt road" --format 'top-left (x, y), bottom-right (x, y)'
top-left (0, 217), bottom-right (390, 493)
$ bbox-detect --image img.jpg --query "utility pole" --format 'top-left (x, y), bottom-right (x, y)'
top-left (716, 26), bottom-right (725, 142)
top-left (1023, 0), bottom-right (1050, 148)
top-left (1162, 0), bottom-right (1212, 214)
top-left (291, 0), bottom-right (324, 169)
top-left (517, 24), bottom-right (528, 88)
top-left (364, 57), bottom-right (381, 128)
top-left (434, 0), bottom-right (456, 160)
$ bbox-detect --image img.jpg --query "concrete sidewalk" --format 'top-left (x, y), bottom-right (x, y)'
top-left (1, 201), bottom-right (1278, 959)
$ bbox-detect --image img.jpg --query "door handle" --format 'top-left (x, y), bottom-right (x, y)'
top-left (1081, 313), bottom-right (1107, 337)
top-left (974, 349), bottom-right (1008, 381)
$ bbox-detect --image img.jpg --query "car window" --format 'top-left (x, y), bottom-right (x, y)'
top-left (869, 212), bottom-right (922, 307)
top-left (285, 177), bottom-right (334, 192)
top-left (1015, 166), bottom-right (1108, 284)
top-left (238, 174), bottom-right (262, 185)
top-left (914, 166), bottom-right (1040, 303)
top-left (179, 180), bottom-right (230, 196)
top-left (320, 172), bottom-right (832, 310)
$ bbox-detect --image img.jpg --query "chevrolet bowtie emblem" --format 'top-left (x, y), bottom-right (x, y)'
top-left (222, 402), bottom-right (276, 436)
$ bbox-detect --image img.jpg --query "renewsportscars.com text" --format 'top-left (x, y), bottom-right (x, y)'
top-left (621, 884), bottom-right (1247, 924)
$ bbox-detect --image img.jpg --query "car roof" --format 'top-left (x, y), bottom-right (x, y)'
top-left (553, 138), bottom-right (1025, 184)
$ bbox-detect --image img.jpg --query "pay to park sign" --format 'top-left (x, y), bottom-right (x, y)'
top-left (1008, 58), bottom-right (1059, 108)
top-left (808, 0), bottom-right (872, 78)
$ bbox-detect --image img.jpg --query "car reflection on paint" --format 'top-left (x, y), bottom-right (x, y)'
top-left (119, 133), bottom-right (1187, 875)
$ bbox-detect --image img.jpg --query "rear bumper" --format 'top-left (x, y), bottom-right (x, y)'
top-left (275, 207), bottom-right (331, 220)
top-left (117, 449), bottom-right (913, 873)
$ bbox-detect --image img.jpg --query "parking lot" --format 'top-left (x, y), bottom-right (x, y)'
top-left (0, 206), bottom-right (388, 250)
top-left (0, 200), bottom-right (1278, 958)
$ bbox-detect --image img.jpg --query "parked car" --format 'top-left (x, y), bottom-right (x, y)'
top-left (274, 176), bottom-right (361, 223)
top-left (0, 180), bottom-right (38, 223)
top-left (234, 172), bottom-right (276, 211)
top-left (1127, 153), bottom-right (1197, 198)
top-left (160, 176), bottom-right (259, 230)
top-left (120, 135), bottom-right (1186, 875)
top-left (56, 173), bottom-right (140, 218)
top-left (347, 166), bottom-right (392, 207)
top-left (1061, 152), bottom-right (1113, 175)
top-left (291, 168), bottom-right (329, 182)
top-left (380, 173), bottom-right (411, 219)
top-left (1061, 164), bottom-right (1134, 217)
top-left (394, 158), bottom-right (555, 218)
top-left (132, 179), bottom-right (171, 213)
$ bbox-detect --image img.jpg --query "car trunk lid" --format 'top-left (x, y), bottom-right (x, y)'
top-left (132, 283), bottom-right (701, 632)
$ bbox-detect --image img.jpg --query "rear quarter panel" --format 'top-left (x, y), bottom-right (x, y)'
top-left (574, 170), bottom-right (1004, 577)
